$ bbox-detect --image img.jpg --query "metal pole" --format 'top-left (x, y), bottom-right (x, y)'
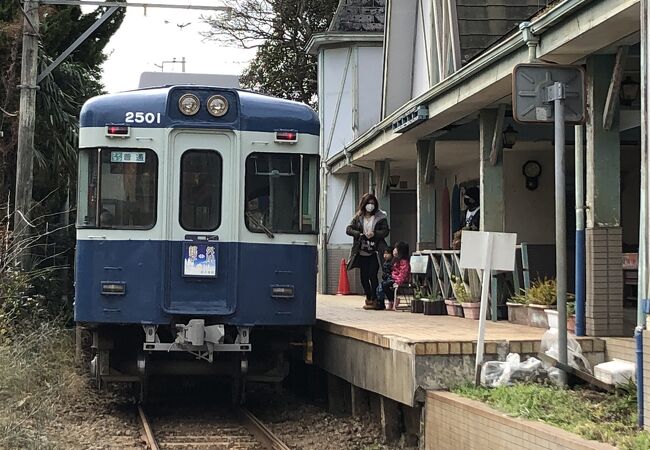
top-left (575, 125), bottom-right (586, 336)
top-left (14, 0), bottom-right (40, 267)
top-left (37, 6), bottom-right (119, 83)
top-left (474, 232), bottom-right (493, 386)
top-left (551, 82), bottom-right (568, 384)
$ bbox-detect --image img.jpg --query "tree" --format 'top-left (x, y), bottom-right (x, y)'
top-left (0, 2), bottom-right (124, 311)
top-left (202, 0), bottom-right (338, 107)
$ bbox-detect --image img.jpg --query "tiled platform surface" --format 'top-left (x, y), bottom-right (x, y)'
top-left (316, 294), bottom-right (604, 356)
top-left (314, 295), bottom-right (606, 406)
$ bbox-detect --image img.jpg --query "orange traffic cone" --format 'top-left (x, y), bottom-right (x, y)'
top-left (336, 258), bottom-right (351, 295)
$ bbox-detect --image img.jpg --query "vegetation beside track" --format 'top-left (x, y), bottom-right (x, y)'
top-left (454, 382), bottom-right (650, 450)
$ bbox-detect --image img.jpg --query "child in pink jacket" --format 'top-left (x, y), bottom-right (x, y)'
top-left (387, 241), bottom-right (411, 310)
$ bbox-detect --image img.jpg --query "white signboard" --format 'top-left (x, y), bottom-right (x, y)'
top-left (459, 231), bottom-right (517, 271)
top-left (458, 230), bottom-right (517, 386)
top-left (410, 255), bottom-right (429, 274)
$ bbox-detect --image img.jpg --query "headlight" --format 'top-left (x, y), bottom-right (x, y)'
top-left (179, 93), bottom-right (200, 116)
top-left (207, 95), bottom-right (229, 117)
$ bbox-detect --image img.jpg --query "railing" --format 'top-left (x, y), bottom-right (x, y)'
top-left (412, 244), bottom-right (531, 321)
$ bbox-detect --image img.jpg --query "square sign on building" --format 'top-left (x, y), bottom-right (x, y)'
top-left (512, 64), bottom-right (586, 124)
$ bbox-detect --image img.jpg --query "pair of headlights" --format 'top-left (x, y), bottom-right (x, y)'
top-left (179, 93), bottom-right (229, 117)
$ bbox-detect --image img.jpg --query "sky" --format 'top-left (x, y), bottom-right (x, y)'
top-left (81, 1), bottom-right (256, 93)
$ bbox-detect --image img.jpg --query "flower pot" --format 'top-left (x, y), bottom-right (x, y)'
top-left (411, 298), bottom-right (424, 313)
top-left (461, 302), bottom-right (480, 320)
top-left (528, 304), bottom-right (552, 328)
top-left (444, 299), bottom-right (457, 316)
top-left (423, 299), bottom-right (445, 315)
top-left (567, 315), bottom-right (576, 333)
top-left (544, 309), bottom-right (559, 329)
top-left (506, 302), bottom-right (528, 326)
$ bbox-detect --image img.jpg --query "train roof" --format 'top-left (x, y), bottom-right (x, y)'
top-left (80, 86), bottom-right (319, 136)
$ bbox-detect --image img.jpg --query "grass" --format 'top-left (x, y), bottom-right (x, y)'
top-left (453, 383), bottom-right (650, 450)
top-left (0, 323), bottom-right (93, 449)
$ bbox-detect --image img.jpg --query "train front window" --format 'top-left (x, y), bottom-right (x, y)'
top-left (77, 148), bottom-right (158, 229)
top-left (179, 150), bottom-right (222, 231)
top-left (245, 153), bottom-right (319, 234)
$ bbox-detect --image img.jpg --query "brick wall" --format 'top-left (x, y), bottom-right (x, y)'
top-left (585, 227), bottom-right (623, 336)
top-left (425, 391), bottom-right (616, 450)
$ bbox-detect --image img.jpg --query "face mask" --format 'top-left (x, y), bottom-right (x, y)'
top-left (365, 203), bottom-right (375, 213)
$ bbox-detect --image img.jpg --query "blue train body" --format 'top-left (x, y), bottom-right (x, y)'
top-left (75, 86), bottom-right (319, 389)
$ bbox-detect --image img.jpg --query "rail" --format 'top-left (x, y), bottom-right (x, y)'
top-left (138, 403), bottom-right (291, 450)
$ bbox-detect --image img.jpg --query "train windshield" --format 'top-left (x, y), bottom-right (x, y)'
top-left (77, 148), bottom-right (158, 229)
top-left (245, 153), bottom-right (319, 234)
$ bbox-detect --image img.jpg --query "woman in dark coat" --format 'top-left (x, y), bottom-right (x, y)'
top-left (346, 193), bottom-right (390, 310)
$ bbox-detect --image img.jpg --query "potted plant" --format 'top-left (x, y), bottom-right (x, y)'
top-left (453, 276), bottom-right (479, 320)
top-left (444, 297), bottom-right (457, 316)
top-left (567, 301), bottom-right (576, 333)
top-left (423, 294), bottom-right (445, 315)
top-left (411, 285), bottom-right (424, 313)
top-left (506, 292), bottom-right (529, 326)
top-left (527, 278), bottom-right (558, 329)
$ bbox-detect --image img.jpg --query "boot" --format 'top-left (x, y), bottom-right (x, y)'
top-left (363, 301), bottom-right (378, 310)
top-left (364, 297), bottom-right (373, 306)
top-left (376, 300), bottom-right (386, 310)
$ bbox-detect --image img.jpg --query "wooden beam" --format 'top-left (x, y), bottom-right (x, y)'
top-left (602, 46), bottom-right (629, 131)
top-left (424, 140), bottom-right (436, 184)
top-left (489, 104), bottom-right (506, 166)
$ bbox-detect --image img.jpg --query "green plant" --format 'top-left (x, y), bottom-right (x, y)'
top-left (451, 275), bottom-right (473, 303)
top-left (453, 383), bottom-right (650, 450)
top-left (567, 301), bottom-right (576, 316)
top-left (508, 278), bottom-right (577, 307)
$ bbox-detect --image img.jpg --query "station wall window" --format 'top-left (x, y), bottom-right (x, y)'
top-left (244, 153), bottom-right (319, 234)
top-left (77, 148), bottom-right (158, 229)
top-left (179, 150), bottom-right (223, 231)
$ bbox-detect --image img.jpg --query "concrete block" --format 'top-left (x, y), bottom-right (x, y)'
top-left (380, 396), bottom-right (402, 443)
top-left (351, 385), bottom-right (370, 417)
top-left (328, 374), bottom-right (351, 415)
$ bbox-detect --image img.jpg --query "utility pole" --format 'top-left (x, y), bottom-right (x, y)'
top-left (14, 0), bottom-right (40, 267)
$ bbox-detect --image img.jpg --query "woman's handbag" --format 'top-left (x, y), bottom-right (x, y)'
top-left (359, 237), bottom-right (377, 253)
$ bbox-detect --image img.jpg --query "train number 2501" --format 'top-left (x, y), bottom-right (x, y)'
top-left (125, 112), bottom-right (162, 124)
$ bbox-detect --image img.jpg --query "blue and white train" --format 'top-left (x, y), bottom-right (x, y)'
top-left (75, 86), bottom-right (319, 398)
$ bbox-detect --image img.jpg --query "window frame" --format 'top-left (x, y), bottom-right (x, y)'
top-left (178, 149), bottom-right (224, 232)
top-left (76, 147), bottom-right (159, 230)
top-left (244, 152), bottom-right (319, 236)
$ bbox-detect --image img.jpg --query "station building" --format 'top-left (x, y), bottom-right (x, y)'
top-left (309, 0), bottom-right (642, 337)
top-left (308, 0), bottom-right (650, 438)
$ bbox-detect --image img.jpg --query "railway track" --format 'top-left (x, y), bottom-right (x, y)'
top-left (138, 403), bottom-right (292, 450)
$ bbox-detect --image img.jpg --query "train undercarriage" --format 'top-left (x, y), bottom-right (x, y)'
top-left (83, 321), bottom-right (313, 403)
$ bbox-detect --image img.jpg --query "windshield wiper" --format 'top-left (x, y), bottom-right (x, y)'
top-left (246, 212), bottom-right (275, 239)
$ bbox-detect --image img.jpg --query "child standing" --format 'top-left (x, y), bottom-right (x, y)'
top-left (375, 247), bottom-right (394, 310)
top-left (386, 242), bottom-right (411, 311)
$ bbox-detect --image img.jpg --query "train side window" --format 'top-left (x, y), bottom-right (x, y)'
top-left (179, 150), bottom-right (222, 231)
top-left (77, 148), bottom-right (158, 229)
top-left (244, 153), bottom-right (319, 234)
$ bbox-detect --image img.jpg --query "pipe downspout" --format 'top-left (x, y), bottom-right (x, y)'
top-left (575, 125), bottom-right (586, 336)
top-left (519, 22), bottom-right (540, 62)
top-left (344, 147), bottom-right (375, 193)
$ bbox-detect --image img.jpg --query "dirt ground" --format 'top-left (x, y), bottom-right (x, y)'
top-left (33, 379), bottom-right (407, 450)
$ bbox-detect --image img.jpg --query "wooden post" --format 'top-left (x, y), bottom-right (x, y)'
top-left (14, 0), bottom-right (40, 267)
top-left (416, 140), bottom-right (436, 250)
top-left (479, 109), bottom-right (505, 232)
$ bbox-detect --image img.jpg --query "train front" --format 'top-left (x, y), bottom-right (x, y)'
top-left (75, 86), bottom-right (319, 393)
